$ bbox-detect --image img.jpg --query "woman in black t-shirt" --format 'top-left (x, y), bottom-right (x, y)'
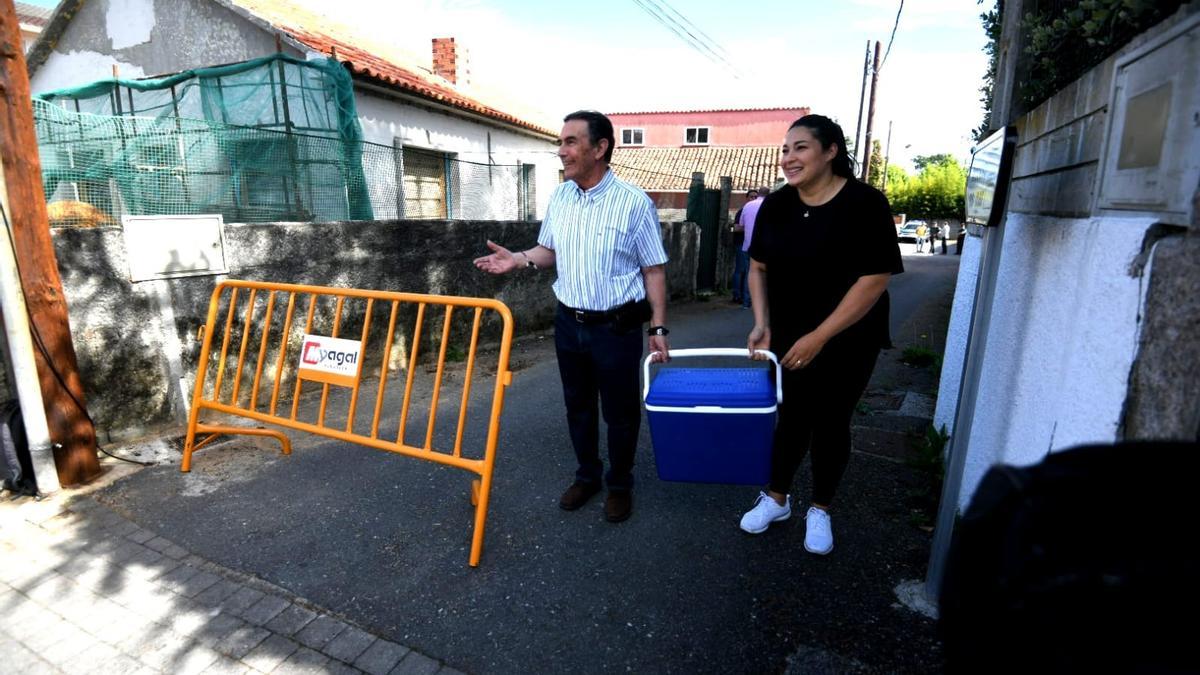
top-left (738, 115), bottom-right (903, 555)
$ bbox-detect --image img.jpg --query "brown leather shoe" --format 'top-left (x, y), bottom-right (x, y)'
top-left (559, 481), bottom-right (601, 511)
top-left (604, 491), bottom-right (633, 523)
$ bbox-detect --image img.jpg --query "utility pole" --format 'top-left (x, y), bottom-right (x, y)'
top-left (882, 120), bottom-right (893, 194)
top-left (853, 40), bottom-right (871, 171)
top-left (860, 40), bottom-right (882, 183)
top-left (0, 1), bottom-right (101, 486)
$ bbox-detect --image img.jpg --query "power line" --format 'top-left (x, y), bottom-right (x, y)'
top-left (652, 0), bottom-right (734, 62)
top-left (881, 0), bottom-right (904, 67)
top-left (628, 0), bottom-right (742, 78)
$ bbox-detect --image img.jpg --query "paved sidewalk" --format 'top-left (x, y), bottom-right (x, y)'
top-left (1, 484), bottom-right (464, 675)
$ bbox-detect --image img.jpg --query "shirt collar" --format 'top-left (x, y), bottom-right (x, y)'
top-left (573, 168), bottom-right (615, 201)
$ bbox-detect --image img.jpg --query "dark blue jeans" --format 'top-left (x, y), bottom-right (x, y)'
top-left (554, 304), bottom-right (644, 492)
top-left (732, 249), bottom-right (750, 304)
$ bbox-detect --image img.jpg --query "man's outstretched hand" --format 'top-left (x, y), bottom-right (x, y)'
top-left (473, 240), bottom-right (518, 275)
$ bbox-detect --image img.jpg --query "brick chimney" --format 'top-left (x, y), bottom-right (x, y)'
top-left (431, 37), bottom-right (469, 86)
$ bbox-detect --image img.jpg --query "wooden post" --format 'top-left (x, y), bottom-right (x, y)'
top-left (853, 40), bottom-right (871, 169)
top-left (0, 0), bottom-right (101, 485)
top-left (861, 41), bottom-right (882, 183)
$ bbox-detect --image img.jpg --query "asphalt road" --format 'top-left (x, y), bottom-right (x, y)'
top-left (96, 248), bottom-right (959, 674)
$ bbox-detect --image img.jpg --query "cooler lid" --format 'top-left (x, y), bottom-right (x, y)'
top-left (645, 368), bottom-right (776, 408)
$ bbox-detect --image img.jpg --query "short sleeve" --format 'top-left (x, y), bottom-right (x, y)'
top-left (537, 185), bottom-right (563, 250)
top-left (537, 217), bottom-right (554, 250)
top-left (853, 185), bottom-right (904, 278)
top-left (631, 197), bottom-right (668, 267)
top-left (748, 197), bottom-right (774, 263)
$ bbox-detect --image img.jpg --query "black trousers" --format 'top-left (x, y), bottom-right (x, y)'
top-left (768, 344), bottom-right (880, 505)
top-left (554, 304), bottom-right (644, 491)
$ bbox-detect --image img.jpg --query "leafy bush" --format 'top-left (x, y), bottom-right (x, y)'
top-left (1018, 0), bottom-right (1181, 109)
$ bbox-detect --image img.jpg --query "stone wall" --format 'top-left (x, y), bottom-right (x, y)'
top-left (27, 219), bottom-right (698, 441)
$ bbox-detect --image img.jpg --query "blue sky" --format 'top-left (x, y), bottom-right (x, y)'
top-left (22, 0), bottom-right (993, 169)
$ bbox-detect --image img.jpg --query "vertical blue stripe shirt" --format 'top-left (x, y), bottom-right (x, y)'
top-left (538, 169), bottom-right (669, 311)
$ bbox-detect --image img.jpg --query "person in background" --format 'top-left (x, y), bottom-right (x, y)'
top-left (730, 189), bottom-right (758, 305)
top-left (929, 222), bottom-right (940, 255)
top-left (738, 186), bottom-right (770, 309)
top-left (915, 221), bottom-right (928, 253)
top-left (738, 114), bottom-right (903, 555)
top-left (474, 110), bottom-right (670, 524)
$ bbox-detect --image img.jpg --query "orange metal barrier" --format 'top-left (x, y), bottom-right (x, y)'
top-left (181, 279), bottom-right (514, 567)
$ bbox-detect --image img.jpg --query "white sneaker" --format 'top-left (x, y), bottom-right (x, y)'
top-left (739, 492), bottom-right (791, 534)
top-left (804, 506), bottom-right (834, 554)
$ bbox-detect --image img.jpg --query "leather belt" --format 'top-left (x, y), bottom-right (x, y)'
top-left (559, 301), bottom-right (624, 324)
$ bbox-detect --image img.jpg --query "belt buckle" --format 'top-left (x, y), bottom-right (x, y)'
top-left (573, 309), bottom-right (586, 323)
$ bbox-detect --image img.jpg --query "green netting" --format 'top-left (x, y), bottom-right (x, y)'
top-left (32, 53), bottom-right (537, 224)
top-left (34, 54), bottom-right (373, 221)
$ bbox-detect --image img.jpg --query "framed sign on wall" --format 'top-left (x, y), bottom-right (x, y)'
top-left (965, 126), bottom-right (1018, 229)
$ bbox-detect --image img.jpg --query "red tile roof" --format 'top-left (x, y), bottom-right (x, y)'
top-left (228, 0), bottom-right (555, 138)
top-left (610, 146), bottom-right (782, 192)
top-left (15, 1), bottom-right (52, 26)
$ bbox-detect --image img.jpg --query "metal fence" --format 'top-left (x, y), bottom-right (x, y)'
top-left (34, 100), bottom-right (534, 226)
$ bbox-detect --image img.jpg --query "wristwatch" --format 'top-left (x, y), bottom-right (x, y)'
top-left (647, 325), bottom-right (669, 336)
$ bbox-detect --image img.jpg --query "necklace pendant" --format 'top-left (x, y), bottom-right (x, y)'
top-left (803, 210), bottom-right (810, 218)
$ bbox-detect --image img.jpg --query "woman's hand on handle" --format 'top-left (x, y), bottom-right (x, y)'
top-left (747, 325), bottom-right (771, 360)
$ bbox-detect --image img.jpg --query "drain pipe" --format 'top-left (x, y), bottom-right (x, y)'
top-left (0, 153), bottom-right (60, 495)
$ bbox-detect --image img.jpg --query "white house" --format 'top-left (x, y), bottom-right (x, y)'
top-left (26, 0), bottom-right (561, 220)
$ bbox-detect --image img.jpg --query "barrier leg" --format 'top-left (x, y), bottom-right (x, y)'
top-left (181, 406), bottom-right (203, 473)
top-left (468, 473), bottom-right (493, 567)
top-left (183, 423), bottom-right (292, 472)
top-left (471, 479), bottom-right (481, 506)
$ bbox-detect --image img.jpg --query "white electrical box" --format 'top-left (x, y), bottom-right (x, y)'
top-left (122, 214), bottom-right (229, 282)
top-left (1098, 13), bottom-right (1200, 222)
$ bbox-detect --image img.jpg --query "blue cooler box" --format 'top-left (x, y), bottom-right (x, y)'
top-left (643, 349), bottom-right (781, 485)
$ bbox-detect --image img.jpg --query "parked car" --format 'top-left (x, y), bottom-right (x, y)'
top-left (897, 219), bottom-right (926, 242)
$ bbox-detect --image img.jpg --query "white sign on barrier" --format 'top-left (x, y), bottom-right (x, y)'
top-left (297, 334), bottom-right (363, 387)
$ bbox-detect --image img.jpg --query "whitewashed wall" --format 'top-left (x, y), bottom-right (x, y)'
top-left (945, 216), bottom-right (1155, 509)
top-left (356, 95), bottom-right (559, 220)
top-left (937, 6), bottom-right (1199, 511)
top-left (932, 235), bottom-right (980, 436)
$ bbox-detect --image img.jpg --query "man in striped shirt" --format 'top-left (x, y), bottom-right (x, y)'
top-left (474, 110), bottom-right (670, 523)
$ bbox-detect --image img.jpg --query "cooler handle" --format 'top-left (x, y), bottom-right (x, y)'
top-left (643, 348), bottom-right (781, 404)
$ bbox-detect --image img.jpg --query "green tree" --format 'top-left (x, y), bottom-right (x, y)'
top-left (912, 153), bottom-right (957, 171)
top-left (975, 0), bottom-right (1000, 141)
top-left (884, 164), bottom-right (912, 211)
top-left (867, 140), bottom-right (885, 190)
top-left (888, 155), bottom-right (967, 220)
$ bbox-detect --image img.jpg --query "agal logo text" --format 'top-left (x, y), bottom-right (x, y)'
top-left (297, 334), bottom-right (363, 380)
top-left (302, 341), bottom-right (358, 367)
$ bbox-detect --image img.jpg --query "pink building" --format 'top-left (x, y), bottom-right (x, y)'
top-left (607, 107), bottom-right (810, 213)
top-left (607, 107), bottom-right (810, 149)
